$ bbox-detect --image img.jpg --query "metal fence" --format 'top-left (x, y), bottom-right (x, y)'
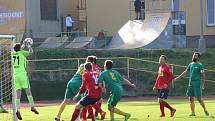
top-left (27, 57), bottom-right (215, 96)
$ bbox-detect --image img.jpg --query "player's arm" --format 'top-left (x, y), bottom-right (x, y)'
top-left (166, 65), bottom-right (174, 83)
top-left (201, 69), bottom-right (206, 90)
top-left (153, 79), bottom-right (158, 91)
top-left (174, 67), bottom-right (188, 82)
top-left (26, 43), bottom-right (33, 54)
top-left (123, 79), bottom-right (136, 88)
top-left (73, 75), bottom-right (86, 101)
top-left (98, 74), bottom-right (106, 92)
top-left (21, 42), bottom-right (33, 54)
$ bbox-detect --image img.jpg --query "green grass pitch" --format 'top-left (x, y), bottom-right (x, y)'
top-left (1, 99), bottom-right (215, 121)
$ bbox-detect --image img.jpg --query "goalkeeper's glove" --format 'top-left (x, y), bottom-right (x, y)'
top-left (21, 44), bottom-right (25, 49)
top-left (26, 43), bottom-right (31, 48)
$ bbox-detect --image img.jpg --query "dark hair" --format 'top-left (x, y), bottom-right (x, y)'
top-left (86, 56), bottom-right (94, 63)
top-left (93, 56), bottom-right (97, 64)
top-left (105, 60), bottom-right (113, 70)
top-left (14, 44), bottom-right (21, 52)
top-left (84, 62), bottom-right (92, 71)
top-left (194, 52), bottom-right (201, 58)
top-left (160, 55), bottom-right (167, 60)
top-left (67, 14), bottom-right (71, 16)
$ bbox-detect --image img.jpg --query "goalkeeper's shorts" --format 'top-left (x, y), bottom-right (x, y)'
top-left (14, 72), bottom-right (30, 90)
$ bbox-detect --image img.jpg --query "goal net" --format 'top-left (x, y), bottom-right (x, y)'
top-left (0, 35), bottom-right (17, 121)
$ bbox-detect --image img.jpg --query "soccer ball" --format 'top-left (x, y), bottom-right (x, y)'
top-left (24, 38), bottom-right (33, 46)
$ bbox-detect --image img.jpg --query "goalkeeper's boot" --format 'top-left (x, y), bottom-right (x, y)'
top-left (31, 107), bottom-right (39, 114)
top-left (16, 111), bottom-right (22, 120)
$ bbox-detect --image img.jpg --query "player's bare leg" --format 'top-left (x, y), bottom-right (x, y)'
top-left (25, 88), bottom-right (39, 114)
top-left (55, 98), bottom-right (70, 121)
top-left (189, 97), bottom-right (196, 116)
top-left (196, 97), bottom-right (209, 116)
top-left (108, 106), bottom-right (130, 121)
top-left (16, 89), bottom-right (22, 120)
top-left (108, 106), bottom-right (114, 121)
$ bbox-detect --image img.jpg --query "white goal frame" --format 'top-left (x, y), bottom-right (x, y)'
top-left (0, 35), bottom-right (17, 121)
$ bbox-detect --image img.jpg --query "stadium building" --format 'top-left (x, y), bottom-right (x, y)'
top-left (0, 0), bottom-right (215, 48)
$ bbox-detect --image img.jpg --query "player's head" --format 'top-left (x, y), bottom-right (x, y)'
top-left (86, 56), bottom-right (94, 63)
top-left (84, 62), bottom-right (92, 71)
top-left (159, 55), bottom-right (167, 65)
top-left (192, 52), bottom-right (201, 62)
top-left (104, 60), bottom-right (113, 70)
top-left (14, 43), bottom-right (21, 52)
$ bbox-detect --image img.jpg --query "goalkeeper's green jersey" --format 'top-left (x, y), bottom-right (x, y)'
top-left (12, 50), bottom-right (30, 74)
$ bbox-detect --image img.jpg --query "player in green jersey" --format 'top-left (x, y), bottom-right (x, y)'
top-left (55, 56), bottom-right (94, 121)
top-left (98, 60), bottom-right (136, 121)
top-left (12, 42), bottom-right (39, 120)
top-left (174, 52), bottom-right (209, 117)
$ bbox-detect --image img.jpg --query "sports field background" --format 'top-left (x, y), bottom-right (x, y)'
top-left (1, 97), bottom-right (214, 121)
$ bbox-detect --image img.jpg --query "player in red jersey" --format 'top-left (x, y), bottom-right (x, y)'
top-left (70, 62), bottom-right (105, 121)
top-left (153, 55), bottom-right (176, 117)
top-left (82, 56), bottom-right (106, 121)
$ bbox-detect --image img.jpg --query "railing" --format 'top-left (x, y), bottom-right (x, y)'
top-left (27, 57), bottom-right (215, 96)
top-left (12, 31), bottom-right (110, 49)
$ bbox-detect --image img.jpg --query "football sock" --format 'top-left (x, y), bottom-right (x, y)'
top-left (162, 101), bottom-right (174, 111)
top-left (95, 102), bottom-right (102, 116)
top-left (27, 95), bottom-right (35, 107)
top-left (81, 107), bottom-right (87, 120)
top-left (16, 99), bottom-right (21, 111)
top-left (159, 102), bottom-right (165, 115)
top-left (71, 109), bottom-right (80, 121)
top-left (87, 106), bottom-right (95, 121)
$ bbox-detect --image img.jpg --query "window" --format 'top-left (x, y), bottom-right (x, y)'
top-left (206, 0), bottom-right (215, 26)
top-left (40, 0), bottom-right (57, 20)
top-left (172, 0), bottom-right (180, 11)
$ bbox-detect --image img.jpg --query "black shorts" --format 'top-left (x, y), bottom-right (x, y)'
top-left (157, 89), bottom-right (169, 99)
top-left (79, 96), bottom-right (100, 107)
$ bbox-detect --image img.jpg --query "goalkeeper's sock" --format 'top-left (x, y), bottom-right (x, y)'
top-left (27, 95), bottom-right (35, 107)
top-left (71, 109), bottom-right (80, 121)
top-left (16, 99), bottom-right (21, 111)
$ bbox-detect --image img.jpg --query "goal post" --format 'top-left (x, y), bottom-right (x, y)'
top-left (0, 35), bottom-right (17, 121)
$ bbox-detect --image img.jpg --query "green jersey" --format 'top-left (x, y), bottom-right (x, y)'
top-left (187, 62), bottom-right (204, 86)
top-left (68, 64), bottom-right (85, 87)
top-left (12, 50), bottom-right (30, 74)
top-left (71, 64), bottom-right (85, 81)
top-left (99, 69), bottom-right (124, 93)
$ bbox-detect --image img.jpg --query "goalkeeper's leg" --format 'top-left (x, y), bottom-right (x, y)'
top-left (25, 88), bottom-right (39, 114)
top-left (16, 89), bottom-right (22, 120)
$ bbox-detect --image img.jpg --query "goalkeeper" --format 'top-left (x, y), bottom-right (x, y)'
top-left (12, 41), bottom-right (39, 120)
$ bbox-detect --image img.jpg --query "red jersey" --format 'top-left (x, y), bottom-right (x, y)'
top-left (79, 70), bottom-right (102, 98)
top-left (153, 64), bottom-right (173, 90)
top-left (92, 64), bottom-right (101, 83)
